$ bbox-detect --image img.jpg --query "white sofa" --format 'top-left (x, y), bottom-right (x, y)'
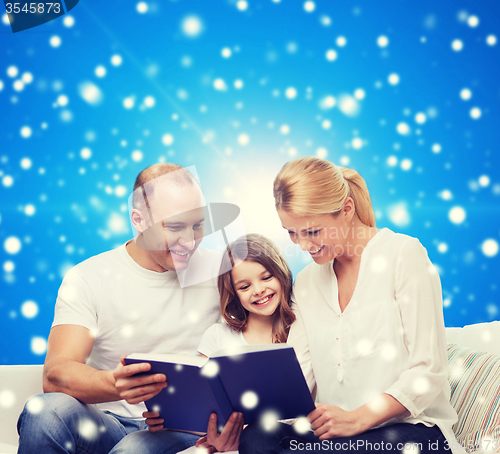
top-left (1, 322), bottom-right (499, 454)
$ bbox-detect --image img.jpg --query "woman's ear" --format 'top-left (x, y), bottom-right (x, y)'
top-left (343, 197), bottom-right (356, 223)
top-left (131, 208), bottom-right (147, 233)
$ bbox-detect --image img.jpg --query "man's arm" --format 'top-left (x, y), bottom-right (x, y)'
top-left (44, 325), bottom-right (167, 404)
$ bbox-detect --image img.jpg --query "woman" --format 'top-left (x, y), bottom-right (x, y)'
top-left (239, 157), bottom-right (464, 454)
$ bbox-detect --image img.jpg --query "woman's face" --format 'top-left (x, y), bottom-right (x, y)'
top-left (277, 208), bottom-right (353, 265)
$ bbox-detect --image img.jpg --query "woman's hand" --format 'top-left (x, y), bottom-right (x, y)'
top-left (308, 403), bottom-right (363, 440)
top-left (142, 410), bottom-right (166, 432)
top-left (195, 412), bottom-right (244, 452)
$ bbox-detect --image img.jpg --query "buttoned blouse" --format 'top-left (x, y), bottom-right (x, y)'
top-left (293, 228), bottom-right (464, 454)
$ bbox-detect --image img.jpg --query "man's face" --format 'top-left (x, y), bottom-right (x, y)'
top-left (140, 183), bottom-right (206, 272)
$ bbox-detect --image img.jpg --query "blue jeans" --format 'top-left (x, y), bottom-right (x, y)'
top-left (17, 393), bottom-right (199, 454)
top-left (239, 422), bottom-right (450, 454)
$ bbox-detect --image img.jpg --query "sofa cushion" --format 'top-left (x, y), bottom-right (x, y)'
top-left (446, 321), bottom-right (500, 357)
top-left (447, 343), bottom-right (500, 453)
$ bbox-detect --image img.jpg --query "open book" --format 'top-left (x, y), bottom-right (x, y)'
top-left (124, 343), bottom-right (315, 433)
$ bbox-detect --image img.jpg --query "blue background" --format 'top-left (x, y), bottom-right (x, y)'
top-left (1, 0), bottom-right (499, 365)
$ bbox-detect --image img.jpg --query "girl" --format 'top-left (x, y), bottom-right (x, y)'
top-left (239, 156), bottom-right (463, 454)
top-left (144, 233), bottom-right (315, 452)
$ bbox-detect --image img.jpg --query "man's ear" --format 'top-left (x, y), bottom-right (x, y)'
top-left (343, 197), bottom-right (356, 223)
top-left (131, 209), bottom-right (147, 233)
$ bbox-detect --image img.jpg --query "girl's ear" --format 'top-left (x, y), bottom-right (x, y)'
top-left (343, 197), bottom-right (355, 223)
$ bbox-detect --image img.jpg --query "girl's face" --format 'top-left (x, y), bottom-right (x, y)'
top-left (231, 260), bottom-right (283, 318)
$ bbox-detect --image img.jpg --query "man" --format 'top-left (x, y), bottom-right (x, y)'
top-left (17, 163), bottom-right (242, 454)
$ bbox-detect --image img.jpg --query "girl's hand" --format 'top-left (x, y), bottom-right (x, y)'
top-left (308, 403), bottom-right (362, 440)
top-left (142, 410), bottom-right (166, 432)
top-left (195, 412), bottom-right (244, 452)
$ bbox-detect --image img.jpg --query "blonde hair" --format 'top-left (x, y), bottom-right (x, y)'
top-left (273, 156), bottom-right (375, 227)
top-left (218, 234), bottom-right (296, 344)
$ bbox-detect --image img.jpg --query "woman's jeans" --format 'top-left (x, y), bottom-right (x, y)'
top-left (239, 421), bottom-right (451, 454)
top-left (17, 393), bottom-right (198, 454)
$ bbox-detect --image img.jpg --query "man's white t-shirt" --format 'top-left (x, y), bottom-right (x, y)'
top-left (197, 309), bottom-right (316, 396)
top-left (53, 242), bottom-right (221, 418)
top-left (293, 228), bottom-right (464, 454)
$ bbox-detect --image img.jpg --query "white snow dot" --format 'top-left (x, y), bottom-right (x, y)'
top-left (280, 124), bottom-right (290, 135)
top-left (449, 206), bottom-right (466, 224)
top-left (238, 133), bottom-right (250, 146)
top-left (432, 143), bottom-right (441, 153)
top-left (415, 112), bottom-right (426, 124)
top-left (439, 189), bottom-right (453, 200)
top-left (236, 1), bottom-right (248, 11)
top-left (31, 337), bottom-right (47, 355)
top-left (285, 87), bottom-right (297, 99)
top-left (13, 80), bottom-right (25, 91)
top-left (293, 417), bottom-right (311, 434)
top-left (467, 15), bottom-right (479, 27)
top-left (7, 66), bottom-right (18, 78)
top-left (213, 78), bottom-right (227, 91)
top-left (49, 36), bottom-right (61, 48)
top-left (380, 343), bottom-right (397, 362)
top-left (260, 411), bottom-right (280, 432)
top-left (486, 35), bottom-right (497, 46)
top-left (221, 47), bottom-right (232, 58)
top-left (377, 35), bottom-right (389, 48)
top-left (316, 147), bottom-right (328, 159)
top-left (234, 79), bottom-right (244, 89)
top-left (115, 185), bottom-right (127, 197)
top-left (26, 396), bottom-right (44, 414)
top-left (470, 107), bottom-right (481, 119)
top-left (0, 80), bottom-right (3, 91)
top-left (320, 15), bottom-right (331, 26)
top-left (460, 88), bottom-right (472, 100)
top-left (22, 72), bottom-right (33, 84)
top-left (388, 203), bottom-right (410, 227)
top-left (321, 119), bottom-right (331, 129)
top-left (21, 301), bottom-right (38, 318)
top-left (4, 236), bottom-right (21, 254)
top-left (354, 88), bottom-right (365, 100)
top-left (438, 243), bottom-right (448, 253)
top-left (388, 73), bottom-right (400, 85)
top-left (401, 159), bottom-right (412, 171)
top-left (78, 82), bottom-right (103, 105)
top-left (131, 150), bottom-right (143, 162)
top-left (387, 156), bottom-right (398, 167)
top-left (397, 122), bottom-right (410, 135)
top-left (95, 66), bottom-right (106, 78)
top-left (136, 2), bottom-right (148, 13)
top-left (351, 137), bottom-right (363, 149)
top-left (2, 13), bottom-right (9, 25)
top-left (63, 15), bottom-right (75, 27)
top-left (338, 95), bottom-right (359, 116)
top-left (144, 96), bottom-right (155, 108)
top-left (201, 361), bottom-right (219, 378)
top-left (0, 390), bottom-right (16, 408)
top-left (481, 239), bottom-right (499, 257)
top-left (123, 97), bottom-right (135, 109)
top-left (20, 126), bottom-right (32, 138)
top-left (78, 418), bottom-right (98, 441)
top-left (340, 156), bottom-right (350, 166)
top-left (336, 36), bottom-right (347, 47)
top-left (412, 377), bottom-right (430, 394)
top-left (80, 148), bottom-right (92, 160)
top-left (451, 39), bottom-right (463, 51)
top-left (3, 175), bottom-right (14, 187)
top-left (304, 1), bottom-right (315, 12)
top-left (478, 175), bottom-right (490, 187)
top-left (319, 95), bottom-right (336, 110)
top-left (162, 134), bottom-right (174, 146)
top-left (24, 204), bottom-right (36, 216)
top-left (57, 95), bottom-right (69, 107)
top-left (241, 390), bottom-right (259, 409)
top-left (3, 261), bottom-right (15, 273)
top-left (111, 54), bottom-right (123, 66)
top-left (325, 49), bottom-right (338, 61)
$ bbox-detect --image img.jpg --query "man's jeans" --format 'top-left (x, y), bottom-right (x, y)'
top-left (17, 393), bottom-right (198, 454)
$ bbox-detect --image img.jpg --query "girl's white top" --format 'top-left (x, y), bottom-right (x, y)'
top-left (293, 228), bottom-right (464, 454)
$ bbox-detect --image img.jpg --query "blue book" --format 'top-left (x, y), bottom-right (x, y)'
top-left (124, 343), bottom-right (315, 433)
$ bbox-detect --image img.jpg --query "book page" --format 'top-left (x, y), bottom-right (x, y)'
top-left (127, 353), bottom-right (208, 368)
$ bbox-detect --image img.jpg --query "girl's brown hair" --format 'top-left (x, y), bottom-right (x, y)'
top-left (273, 156), bottom-right (375, 227)
top-left (217, 234), bottom-right (296, 343)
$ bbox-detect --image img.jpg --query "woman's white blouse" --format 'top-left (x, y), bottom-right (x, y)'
top-left (293, 228), bottom-right (464, 454)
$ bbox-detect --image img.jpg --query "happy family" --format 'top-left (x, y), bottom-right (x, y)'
top-left (16, 157), bottom-right (464, 454)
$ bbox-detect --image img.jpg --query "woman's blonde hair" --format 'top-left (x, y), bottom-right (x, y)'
top-left (218, 234), bottom-right (296, 344)
top-left (273, 156), bottom-right (375, 227)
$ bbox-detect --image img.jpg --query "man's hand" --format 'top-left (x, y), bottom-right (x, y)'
top-left (113, 356), bottom-right (167, 405)
top-left (143, 410), bottom-right (166, 432)
top-left (195, 412), bottom-right (243, 452)
top-left (308, 403), bottom-right (362, 440)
